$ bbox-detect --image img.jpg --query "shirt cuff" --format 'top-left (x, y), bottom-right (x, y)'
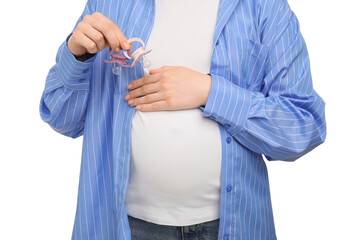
top-left (57, 33), bottom-right (96, 90)
top-left (198, 73), bottom-right (252, 134)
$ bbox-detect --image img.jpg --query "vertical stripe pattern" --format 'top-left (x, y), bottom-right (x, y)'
top-left (39, 0), bottom-right (326, 239)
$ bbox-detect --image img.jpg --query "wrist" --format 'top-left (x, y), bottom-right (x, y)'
top-left (200, 73), bottom-right (212, 107)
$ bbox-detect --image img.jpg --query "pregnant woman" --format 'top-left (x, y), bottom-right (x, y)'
top-left (39, 0), bottom-right (326, 239)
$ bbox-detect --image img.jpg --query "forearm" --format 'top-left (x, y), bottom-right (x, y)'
top-left (39, 35), bottom-right (95, 138)
top-left (200, 73), bottom-right (326, 161)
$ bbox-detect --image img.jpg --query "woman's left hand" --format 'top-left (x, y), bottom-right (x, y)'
top-left (125, 66), bottom-right (212, 112)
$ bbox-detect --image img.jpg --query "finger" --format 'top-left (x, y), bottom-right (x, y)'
top-left (127, 74), bottom-right (160, 90)
top-left (75, 33), bottom-right (98, 54)
top-left (127, 92), bottom-right (164, 107)
top-left (84, 14), bottom-right (120, 53)
top-left (136, 101), bottom-right (168, 112)
top-left (80, 23), bottom-right (107, 52)
top-left (90, 12), bottom-right (129, 52)
top-left (111, 22), bottom-right (131, 51)
top-left (126, 81), bottom-right (160, 100)
top-left (149, 68), bottom-right (162, 74)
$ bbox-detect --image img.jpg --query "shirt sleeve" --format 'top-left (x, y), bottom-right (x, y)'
top-left (39, 0), bottom-right (97, 138)
top-left (199, 0), bottom-right (326, 161)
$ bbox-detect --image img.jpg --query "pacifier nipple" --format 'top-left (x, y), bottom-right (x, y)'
top-left (112, 63), bottom-right (121, 75)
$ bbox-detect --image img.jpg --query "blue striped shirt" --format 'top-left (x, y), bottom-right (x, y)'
top-left (39, 0), bottom-right (327, 239)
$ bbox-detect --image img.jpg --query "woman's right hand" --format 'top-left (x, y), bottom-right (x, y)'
top-left (67, 12), bottom-right (130, 57)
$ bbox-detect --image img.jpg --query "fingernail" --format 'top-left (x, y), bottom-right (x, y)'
top-left (115, 47), bottom-right (120, 53)
top-left (123, 42), bottom-right (129, 50)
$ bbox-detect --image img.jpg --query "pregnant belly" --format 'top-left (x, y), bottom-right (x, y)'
top-left (128, 108), bottom-right (222, 199)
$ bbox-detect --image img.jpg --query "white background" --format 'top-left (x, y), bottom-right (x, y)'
top-left (1, 0), bottom-right (359, 239)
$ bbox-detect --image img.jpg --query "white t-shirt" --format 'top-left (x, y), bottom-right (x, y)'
top-left (125, 0), bottom-right (221, 226)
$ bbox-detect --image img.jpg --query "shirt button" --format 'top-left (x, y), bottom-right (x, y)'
top-left (226, 137), bottom-right (231, 144)
top-left (223, 234), bottom-right (229, 240)
top-left (224, 124), bottom-right (230, 128)
top-left (226, 185), bottom-right (232, 192)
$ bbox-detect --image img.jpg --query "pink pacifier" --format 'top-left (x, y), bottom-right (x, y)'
top-left (104, 37), bottom-right (152, 75)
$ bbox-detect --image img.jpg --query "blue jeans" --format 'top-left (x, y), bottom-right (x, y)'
top-left (128, 215), bottom-right (220, 240)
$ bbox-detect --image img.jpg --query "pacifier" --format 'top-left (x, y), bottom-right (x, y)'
top-left (104, 37), bottom-right (152, 75)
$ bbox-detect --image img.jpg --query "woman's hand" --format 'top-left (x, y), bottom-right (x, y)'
top-left (125, 66), bottom-right (212, 112)
top-left (67, 12), bottom-right (131, 56)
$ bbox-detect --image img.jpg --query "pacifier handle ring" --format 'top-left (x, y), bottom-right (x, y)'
top-left (123, 37), bottom-right (146, 59)
top-left (130, 48), bottom-right (145, 63)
